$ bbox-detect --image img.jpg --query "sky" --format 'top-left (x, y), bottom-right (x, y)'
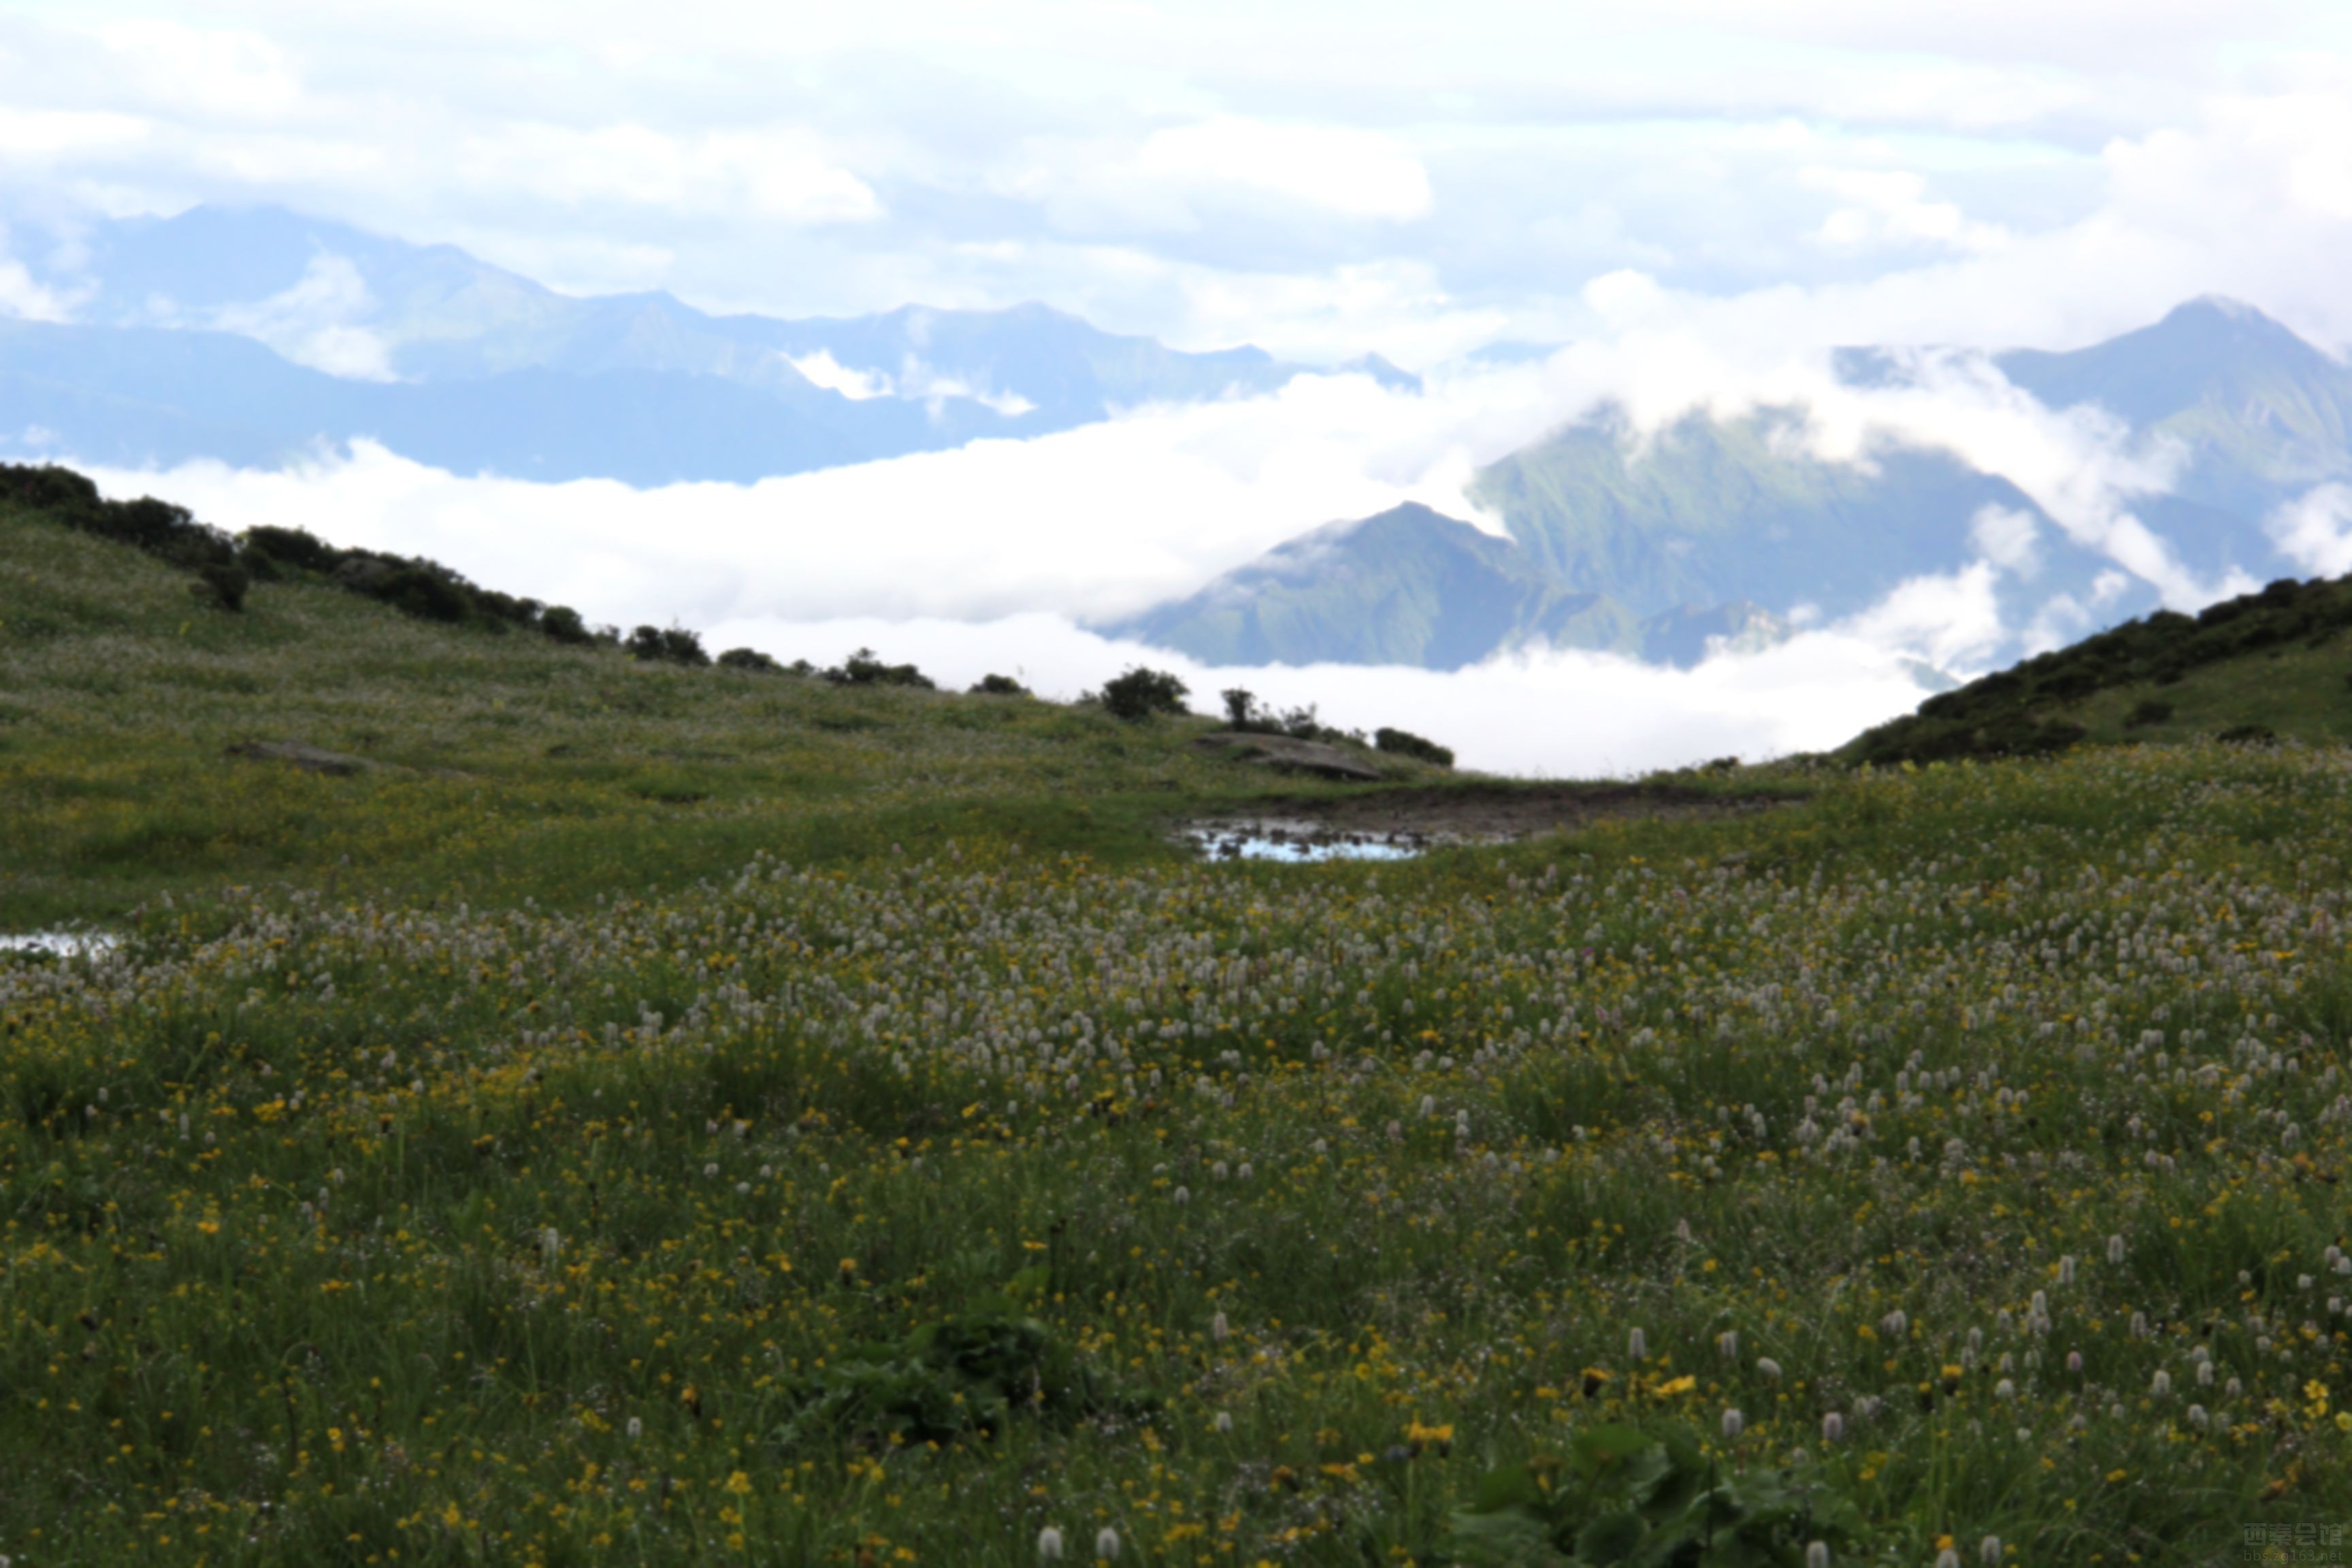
top-left (5, 0), bottom-right (2351, 360)
top-left (11, 1), bottom-right (2352, 770)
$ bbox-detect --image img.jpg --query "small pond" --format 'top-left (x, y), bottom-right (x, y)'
top-left (1185, 823), bottom-right (1425, 863)
top-left (0, 931), bottom-right (120, 958)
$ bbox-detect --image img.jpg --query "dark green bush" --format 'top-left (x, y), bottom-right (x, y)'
top-left (627, 625), bottom-right (713, 666)
top-left (540, 606), bottom-right (593, 644)
top-left (2125, 698), bottom-right (2174, 728)
top-left (970, 674), bottom-right (1030, 696)
top-left (193, 561), bottom-right (250, 613)
top-left (241, 525), bottom-right (339, 574)
top-left (717, 647), bottom-right (782, 672)
top-left (0, 462), bottom-right (237, 571)
top-left (1375, 726), bottom-right (1454, 766)
top-left (825, 648), bottom-right (935, 689)
top-left (1100, 666), bottom-right (1190, 721)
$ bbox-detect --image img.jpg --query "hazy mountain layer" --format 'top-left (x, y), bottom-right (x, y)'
top-left (1116, 298), bottom-right (2352, 672)
top-left (1100, 502), bottom-right (1787, 670)
top-left (3, 205), bottom-right (1407, 483)
top-left (0, 318), bottom-right (1002, 484)
top-left (1469, 409), bottom-right (2061, 621)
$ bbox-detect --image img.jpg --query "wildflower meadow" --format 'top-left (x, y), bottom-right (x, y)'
top-left (5, 501), bottom-right (2351, 1564)
top-left (3, 738), bottom-right (2350, 1565)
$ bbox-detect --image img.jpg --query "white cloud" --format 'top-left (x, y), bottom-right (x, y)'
top-left (0, 104), bottom-right (148, 162)
top-left (2266, 483), bottom-right (2352, 576)
top-left (453, 122), bottom-right (881, 223)
top-left (0, 255), bottom-right (74, 320)
top-left (891, 357), bottom-right (1035, 417)
top-left (207, 252), bottom-right (397, 380)
top-left (785, 349), bottom-right (892, 400)
top-left (1831, 561), bottom-right (2010, 672)
top-left (690, 611), bottom-right (1931, 777)
top-left (1801, 166), bottom-right (2006, 253)
top-left (88, 19), bottom-right (304, 120)
top-left (1134, 119), bottom-right (1432, 223)
top-left (1968, 504), bottom-right (2042, 576)
top-left (80, 373), bottom-right (1507, 629)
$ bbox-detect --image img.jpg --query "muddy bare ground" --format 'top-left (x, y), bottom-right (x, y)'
top-left (1183, 781), bottom-right (1797, 857)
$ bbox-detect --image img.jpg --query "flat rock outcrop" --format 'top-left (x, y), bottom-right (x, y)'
top-left (1189, 732), bottom-right (1385, 781)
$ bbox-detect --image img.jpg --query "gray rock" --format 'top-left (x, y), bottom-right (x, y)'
top-left (1190, 732), bottom-right (1384, 781)
top-left (226, 740), bottom-right (376, 776)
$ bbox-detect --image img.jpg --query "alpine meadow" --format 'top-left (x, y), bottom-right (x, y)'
top-left (3, 468), bottom-right (2351, 1568)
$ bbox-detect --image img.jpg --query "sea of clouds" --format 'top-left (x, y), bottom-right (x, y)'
top-left (73, 310), bottom-right (2304, 777)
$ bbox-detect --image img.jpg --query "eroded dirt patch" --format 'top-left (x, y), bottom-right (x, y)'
top-left (1185, 781), bottom-right (1795, 858)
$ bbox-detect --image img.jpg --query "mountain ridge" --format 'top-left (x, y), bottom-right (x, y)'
top-left (1115, 297), bottom-right (2352, 674)
top-left (3, 203), bottom-right (1403, 484)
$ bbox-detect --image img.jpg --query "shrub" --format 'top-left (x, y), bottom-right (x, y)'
top-left (1375, 726), bottom-right (1455, 767)
top-left (826, 648), bottom-right (936, 689)
top-left (2125, 698), bottom-right (2174, 728)
top-left (376, 565), bottom-right (470, 623)
top-left (193, 561), bottom-right (250, 613)
top-left (0, 462), bottom-right (238, 571)
top-left (1100, 666), bottom-right (1190, 721)
top-left (627, 625), bottom-right (713, 666)
top-left (540, 606), bottom-right (593, 645)
top-left (1275, 702), bottom-right (1329, 740)
top-left (1222, 687), bottom-right (1263, 728)
top-left (717, 647), bottom-right (781, 673)
top-left (970, 674), bottom-right (1030, 696)
top-left (241, 525), bottom-right (340, 574)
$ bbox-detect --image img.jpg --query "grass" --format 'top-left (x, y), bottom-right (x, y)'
top-left (1845, 573), bottom-right (2352, 764)
top-left (0, 500), bottom-right (1468, 927)
top-left (3, 497), bottom-right (2351, 1565)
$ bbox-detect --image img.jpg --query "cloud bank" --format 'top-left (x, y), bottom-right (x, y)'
top-left (71, 323), bottom-right (2306, 775)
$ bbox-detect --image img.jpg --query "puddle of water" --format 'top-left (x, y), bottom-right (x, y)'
top-left (0, 930), bottom-right (120, 958)
top-left (1186, 826), bottom-right (1423, 863)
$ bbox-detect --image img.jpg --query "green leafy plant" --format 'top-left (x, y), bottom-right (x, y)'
top-left (1376, 725), bottom-right (1454, 766)
top-left (1100, 665), bottom-right (1190, 720)
top-left (768, 1269), bottom-right (1149, 1450)
top-left (1440, 1426), bottom-right (1851, 1568)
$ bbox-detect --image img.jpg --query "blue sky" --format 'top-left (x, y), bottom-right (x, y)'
top-left (3, 1), bottom-right (2351, 361)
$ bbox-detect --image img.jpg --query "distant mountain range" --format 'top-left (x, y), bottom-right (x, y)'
top-left (1109, 501), bottom-right (1789, 670)
top-left (7, 210), bottom-right (2348, 679)
top-left (1108, 299), bottom-right (2352, 669)
top-left (0, 205), bottom-right (1417, 485)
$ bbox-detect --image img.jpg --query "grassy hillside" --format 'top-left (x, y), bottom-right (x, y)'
top-left (3, 488), bottom-right (2351, 1565)
top-left (1846, 572), bottom-right (2352, 765)
top-left (0, 489), bottom-right (1464, 927)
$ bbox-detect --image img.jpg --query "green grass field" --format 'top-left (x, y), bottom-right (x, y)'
top-left (4, 499), bottom-right (2351, 1566)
